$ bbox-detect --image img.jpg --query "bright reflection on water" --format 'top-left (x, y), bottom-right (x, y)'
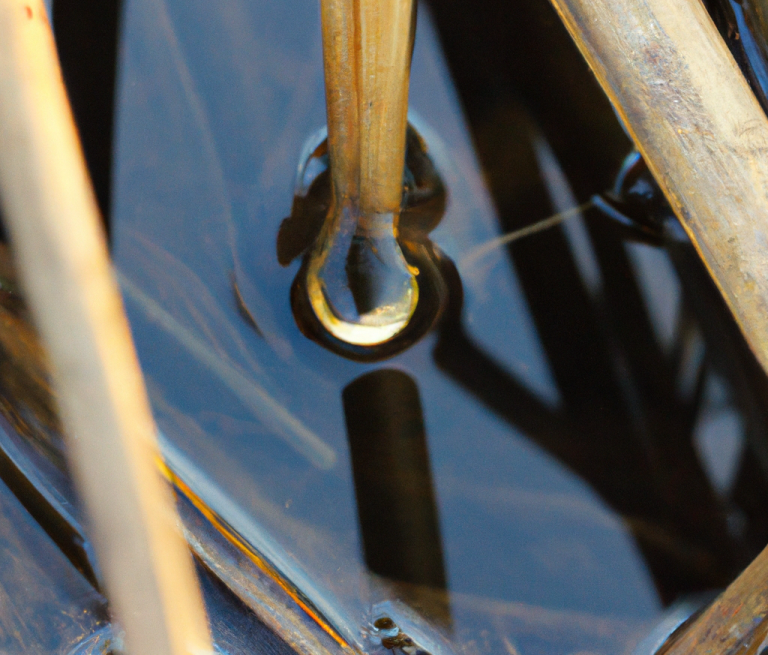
top-left (110, 0), bottom-right (729, 652)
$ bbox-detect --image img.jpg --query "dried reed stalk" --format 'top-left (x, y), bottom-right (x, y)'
top-left (0, 1), bottom-right (212, 653)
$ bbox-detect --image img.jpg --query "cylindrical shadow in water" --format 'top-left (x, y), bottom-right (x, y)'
top-left (343, 369), bottom-right (447, 590)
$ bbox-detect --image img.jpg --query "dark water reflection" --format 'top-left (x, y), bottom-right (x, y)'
top-left (343, 369), bottom-right (447, 592)
top-left (110, 0), bottom-right (768, 653)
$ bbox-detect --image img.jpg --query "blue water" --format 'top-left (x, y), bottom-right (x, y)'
top-left (110, 1), bottom-right (687, 652)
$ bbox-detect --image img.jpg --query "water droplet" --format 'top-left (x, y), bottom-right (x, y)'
top-left (374, 616), bottom-right (401, 640)
top-left (284, 125), bottom-right (451, 361)
top-left (306, 202), bottom-right (419, 346)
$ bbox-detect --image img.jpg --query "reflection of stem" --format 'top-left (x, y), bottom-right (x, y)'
top-left (231, 272), bottom-right (264, 337)
top-left (460, 201), bottom-right (593, 270)
top-left (120, 274), bottom-right (337, 470)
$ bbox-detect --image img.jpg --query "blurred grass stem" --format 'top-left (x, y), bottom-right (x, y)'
top-left (0, 1), bottom-right (213, 653)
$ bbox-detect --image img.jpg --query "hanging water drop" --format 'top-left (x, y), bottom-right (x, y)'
top-left (306, 204), bottom-right (419, 346)
top-left (281, 124), bottom-right (451, 362)
top-left (280, 0), bottom-right (452, 360)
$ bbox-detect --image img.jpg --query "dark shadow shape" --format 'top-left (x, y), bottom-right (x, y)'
top-left (231, 273), bottom-right (264, 338)
top-left (343, 369), bottom-right (447, 590)
top-left (433, 213), bottom-right (747, 603)
top-left (53, 0), bottom-right (122, 239)
top-left (423, 0), bottom-right (762, 602)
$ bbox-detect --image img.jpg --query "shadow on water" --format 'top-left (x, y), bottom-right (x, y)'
top-left (426, 0), bottom-right (768, 604)
top-left (343, 370), bottom-right (447, 591)
top-left (343, 369), bottom-right (453, 634)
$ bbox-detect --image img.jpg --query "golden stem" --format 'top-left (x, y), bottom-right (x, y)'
top-left (321, 0), bottom-right (415, 216)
